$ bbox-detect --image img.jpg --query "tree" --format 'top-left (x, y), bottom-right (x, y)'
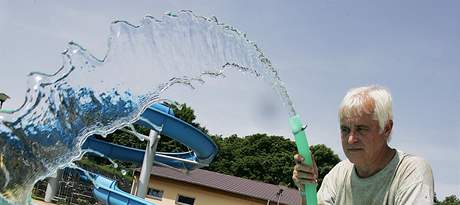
top-left (435, 192), bottom-right (441, 204)
top-left (206, 133), bottom-right (341, 188)
top-left (310, 144), bottom-right (341, 189)
top-left (437, 195), bottom-right (460, 205)
top-left (206, 133), bottom-right (297, 186)
top-left (169, 102), bottom-right (209, 134)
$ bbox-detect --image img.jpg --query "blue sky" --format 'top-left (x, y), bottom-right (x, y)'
top-left (0, 0), bottom-right (459, 199)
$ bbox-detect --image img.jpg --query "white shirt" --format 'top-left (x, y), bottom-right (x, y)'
top-left (317, 150), bottom-right (434, 205)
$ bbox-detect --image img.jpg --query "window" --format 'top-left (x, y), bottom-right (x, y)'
top-left (176, 194), bottom-right (195, 205)
top-left (147, 188), bottom-right (164, 200)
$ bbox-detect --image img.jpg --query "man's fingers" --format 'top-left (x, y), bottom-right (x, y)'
top-left (293, 170), bottom-right (317, 180)
top-left (294, 154), bottom-right (304, 163)
top-left (293, 170), bottom-right (317, 185)
top-left (294, 164), bottom-right (316, 174)
top-left (294, 152), bottom-right (316, 166)
top-left (293, 147), bottom-right (318, 189)
top-left (294, 153), bottom-right (319, 174)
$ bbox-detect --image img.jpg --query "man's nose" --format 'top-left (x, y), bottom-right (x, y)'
top-left (348, 131), bottom-right (359, 144)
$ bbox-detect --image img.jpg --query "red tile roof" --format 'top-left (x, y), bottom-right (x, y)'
top-left (143, 166), bottom-right (302, 205)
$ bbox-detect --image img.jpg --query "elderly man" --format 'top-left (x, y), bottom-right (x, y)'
top-left (292, 85), bottom-right (434, 204)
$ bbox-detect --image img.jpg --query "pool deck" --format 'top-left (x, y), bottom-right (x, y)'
top-left (32, 199), bottom-right (55, 205)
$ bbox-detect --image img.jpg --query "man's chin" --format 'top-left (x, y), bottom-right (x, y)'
top-left (346, 154), bottom-right (363, 165)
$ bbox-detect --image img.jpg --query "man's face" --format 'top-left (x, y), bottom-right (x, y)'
top-left (340, 113), bottom-right (388, 166)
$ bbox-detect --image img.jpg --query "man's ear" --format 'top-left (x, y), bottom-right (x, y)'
top-left (384, 120), bottom-right (393, 137)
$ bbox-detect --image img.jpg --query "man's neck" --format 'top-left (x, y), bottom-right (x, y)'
top-left (355, 147), bottom-right (396, 178)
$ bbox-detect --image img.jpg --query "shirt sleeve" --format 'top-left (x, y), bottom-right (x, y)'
top-left (395, 182), bottom-right (434, 205)
top-left (317, 170), bottom-right (337, 205)
top-left (395, 158), bottom-right (434, 205)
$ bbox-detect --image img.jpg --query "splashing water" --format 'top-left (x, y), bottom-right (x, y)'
top-left (0, 10), bottom-right (296, 204)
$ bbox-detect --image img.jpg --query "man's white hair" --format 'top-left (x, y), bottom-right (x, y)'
top-left (339, 85), bottom-right (393, 133)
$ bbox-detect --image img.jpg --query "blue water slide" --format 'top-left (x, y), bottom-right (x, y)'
top-left (82, 103), bottom-right (217, 169)
top-left (82, 137), bottom-right (199, 170)
top-left (135, 104), bottom-right (217, 164)
top-left (92, 175), bottom-right (153, 205)
top-left (77, 171), bottom-right (154, 205)
top-left (80, 103), bottom-right (218, 205)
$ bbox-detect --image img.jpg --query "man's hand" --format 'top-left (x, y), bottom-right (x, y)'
top-left (292, 151), bottom-right (319, 192)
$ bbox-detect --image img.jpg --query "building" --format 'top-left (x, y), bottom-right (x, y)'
top-left (131, 166), bottom-right (301, 205)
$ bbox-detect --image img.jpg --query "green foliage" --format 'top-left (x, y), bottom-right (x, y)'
top-left (170, 102), bottom-right (196, 125)
top-left (169, 102), bottom-right (209, 134)
top-left (76, 157), bottom-right (133, 184)
top-left (206, 134), bottom-right (297, 186)
top-left (436, 195), bottom-right (460, 205)
top-left (206, 133), bottom-right (340, 188)
top-left (95, 125), bottom-right (147, 149)
top-left (310, 144), bottom-right (341, 188)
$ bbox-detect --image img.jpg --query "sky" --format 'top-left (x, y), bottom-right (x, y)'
top-left (0, 0), bottom-right (459, 199)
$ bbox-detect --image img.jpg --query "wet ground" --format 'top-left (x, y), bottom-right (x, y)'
top-left (32, 199), bottom-right (55, 205)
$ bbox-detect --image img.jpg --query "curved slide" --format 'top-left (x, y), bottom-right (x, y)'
top-left (79, 172), bottom-right (153, 205)
top-left (93, 175), bottom-right (153, 205)
top-left (83, 137), bottom-right (201, 170)
top-left (81, 103), bottom-right (218, 205)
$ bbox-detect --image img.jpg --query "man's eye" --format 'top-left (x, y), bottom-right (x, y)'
top-left (341, 128), bottom-right (350, 133)
top-left (357, 127), bottom-right (368, 133)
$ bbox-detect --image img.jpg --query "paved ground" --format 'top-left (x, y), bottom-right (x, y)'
top-left (32, 199), bottom-right (55, 205)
